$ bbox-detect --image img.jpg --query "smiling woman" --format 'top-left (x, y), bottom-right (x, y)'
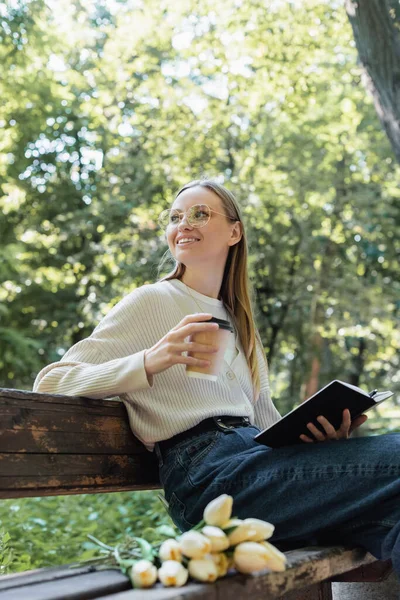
top-left (33, 178), bottom-right (400, 580)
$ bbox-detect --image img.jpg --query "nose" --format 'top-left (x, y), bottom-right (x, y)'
top-left (177, 213), bottom-right (193, 230)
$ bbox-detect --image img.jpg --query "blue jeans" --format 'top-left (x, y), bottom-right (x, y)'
top-left (155, 425), bottom-right (400, 577)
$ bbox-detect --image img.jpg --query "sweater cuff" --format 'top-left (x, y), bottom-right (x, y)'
top-left (116, 350), bottom-right (154, 392)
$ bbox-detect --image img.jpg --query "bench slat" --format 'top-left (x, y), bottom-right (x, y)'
top-left (0, 547), bottom-right (378, 600)
top-left (0, 389), bottom-right (127, 410)
top-left (0, 568), bottom-right (129, 600)
top-left (0, 453), bottom-right (159, 497)
top-left (0, 429), bottom-right (141, 454)
top-left (0, 389), bottom-right (160, 498)
top-left (1, 407), bottom-right (133, 434)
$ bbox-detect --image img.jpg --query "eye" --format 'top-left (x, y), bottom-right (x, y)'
top-left (193, 209), bottom-right (208, 219)
top-left (170, 213), bottom-right (180, 223)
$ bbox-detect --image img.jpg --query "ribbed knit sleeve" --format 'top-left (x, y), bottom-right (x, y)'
top-left (33, 350), bottom-right (151, 399)
top-left (33, 286), bottom-right (156, 398)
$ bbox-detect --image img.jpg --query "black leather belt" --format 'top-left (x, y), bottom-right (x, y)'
top-left (158, 416), bottom-right (250, 455)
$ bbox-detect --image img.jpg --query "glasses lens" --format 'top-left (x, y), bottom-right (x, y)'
top-left (187, 205), bottom-right (210, 227)
top-left (158, 209), bottom-right (179, 229)
top-left (158, 205), bottom-right (211, 229)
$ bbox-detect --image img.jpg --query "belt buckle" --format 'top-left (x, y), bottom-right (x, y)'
top-left (214, 417), bottom-right (234, 432)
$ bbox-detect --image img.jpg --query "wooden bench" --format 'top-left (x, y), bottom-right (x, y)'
top-left (0, 388), bottom-right (394, 599)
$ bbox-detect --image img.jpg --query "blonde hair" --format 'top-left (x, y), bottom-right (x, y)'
top-left (157, 178), bottom-right (266, 399)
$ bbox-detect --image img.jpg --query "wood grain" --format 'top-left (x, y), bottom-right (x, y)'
top-left (0, 388), bottom-right (160, 498)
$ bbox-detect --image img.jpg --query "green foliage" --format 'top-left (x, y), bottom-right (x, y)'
top-left (1, 0), bottom-right (398, 408)
top-left (0, 491), bottom-right (173, 574)
top-left (0, 0), bottom-right (399, 573)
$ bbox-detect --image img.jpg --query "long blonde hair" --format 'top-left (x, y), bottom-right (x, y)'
top-left (157, 178), bottom-right (265, 399)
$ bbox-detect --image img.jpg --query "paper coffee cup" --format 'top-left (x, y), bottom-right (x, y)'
top-left (186, 317), bottom-right (234, 381)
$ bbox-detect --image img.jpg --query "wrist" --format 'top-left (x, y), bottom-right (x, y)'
top-left (144, 349), bottom-right (154, 379)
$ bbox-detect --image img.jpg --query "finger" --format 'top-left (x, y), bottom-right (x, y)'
top-left (300, 434), bottom-right (315, 443)
top-left (316, 415), bottom-right (338, 438)
top-left (337, 409), bottom-right (352, 437)
top-left (172, 313), bottom-right (214, 330)
top-left (306, 422), bottom-right (326, 441)
top-left (174, 355), bottom-right (211, 367)
top-left (184, 342), bottom-right (219, 354)
top-left (349, 414), bottom-right (368, 433)
top-left (176, 321), bottom-right (220, 339)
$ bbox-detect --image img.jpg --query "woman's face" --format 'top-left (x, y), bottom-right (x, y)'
top-left (167, 186), bottom-right (241, 268)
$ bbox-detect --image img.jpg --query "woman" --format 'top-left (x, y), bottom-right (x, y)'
top-left (33, 179), bottom-right (400, 577)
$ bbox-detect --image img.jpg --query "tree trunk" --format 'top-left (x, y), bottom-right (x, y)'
top-left (345, 0), bottom-right (400, 163)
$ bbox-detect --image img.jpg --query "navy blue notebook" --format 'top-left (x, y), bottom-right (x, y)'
top-left (254, 380), bottom-right (393, 448)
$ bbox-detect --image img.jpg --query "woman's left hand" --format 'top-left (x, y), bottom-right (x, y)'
top-left (299, 409), bottom-right (368, 443)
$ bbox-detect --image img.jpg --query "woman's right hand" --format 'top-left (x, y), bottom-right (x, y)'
top-left (144, 313), bottom-right (219, 377)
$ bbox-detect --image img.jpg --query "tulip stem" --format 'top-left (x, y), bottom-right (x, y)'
top-left (192, 519), bottom-right (206, 531)
top-left (87, 534), bottom-right (114, 552)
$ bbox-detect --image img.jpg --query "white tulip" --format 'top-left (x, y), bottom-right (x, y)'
top-left (203, 494), bottom-right (233, 526)
top-left (234, 541), bottom-right (284, 574)
top-left (209, 552), bottom-right (230, 577)
top-left (202, 525), bottom-right (230, 552)
top-left (158, 560), bottom-right (188, 587)
top-left (242, 518), bottom-right (275, 542)
top-left (188, 556), bottom-right (219, 582)
top-left (179, 530), bottom-right (212, 558)
top-left (259, 541), bottom-right (287, 572)
top-left (159, 538), bottom-right (182, 562)
top-left (130, 559), bottom-right (157, 588)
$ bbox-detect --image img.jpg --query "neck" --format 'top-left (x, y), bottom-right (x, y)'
top-left (180, 268), bottom-right (224, 299)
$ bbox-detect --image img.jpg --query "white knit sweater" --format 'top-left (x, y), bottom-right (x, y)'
top-left (33, 279), bottom-right (281, 450)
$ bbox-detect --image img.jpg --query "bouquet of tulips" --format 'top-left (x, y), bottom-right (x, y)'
top-left (76, 494), bottom-right (287, 589)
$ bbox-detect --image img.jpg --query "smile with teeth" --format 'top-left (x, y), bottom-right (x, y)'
top-left (177, 238), bottom-right (200, 245)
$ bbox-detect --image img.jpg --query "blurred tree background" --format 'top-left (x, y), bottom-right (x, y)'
top-left (0, 0), bottom-right (399, 574)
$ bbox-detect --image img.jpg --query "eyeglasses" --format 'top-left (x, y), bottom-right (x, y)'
top-left (158, 204), bottom-right (234, 230)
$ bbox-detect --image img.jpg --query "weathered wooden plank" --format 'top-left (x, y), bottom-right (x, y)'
top-left (0, 568), bottom-right (130, 600)
top-left (0, 429), bottom-right (142, 454)
top-left (0, 453), bottom-right (160, 497)
top-left (0, 389), bottom-right (160, 497)
top-left (0, 397), bottom-right (125, 417)
top-left (0, 452), bottom-right (156, 477)
top-left (0, 407), bottom-right (132, 434)
top-left (75, 547), bottom-right (378, 600)
top-left (0, 547), bottom-right (377, 600)
top-left (0, 389), bottom-right (125, 409)
top-left (0, 565), bottom-right (96, 591)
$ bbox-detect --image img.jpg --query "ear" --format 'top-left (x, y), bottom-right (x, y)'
top-left (228, 221), bottom-right (243, 247)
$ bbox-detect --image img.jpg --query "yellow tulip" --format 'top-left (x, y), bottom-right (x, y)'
top-left (179, 530), bottom-right (212, 558)
top-left (159, 538), bottom-right (182, 562)
top-left (227, 520), bottom-right (258, 546)
top-left (234, 541), bottom-right (286, 574)
top-left (130, 559), bottom-right (157, 588)
top-left (158, 560), bottom-right (188, 587)
top-left (188, 557), bottom-right (219, 582)
top-left (202, 525), bottom-right (230, 552)
top-left (209, 552), bottom-right (230, 577)
top-left (259, 541), bottom-right (287, 572)
top-left (242, 518), bottom-right (275, 542)
top-left (203, 494), bottom-right (233, 527)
